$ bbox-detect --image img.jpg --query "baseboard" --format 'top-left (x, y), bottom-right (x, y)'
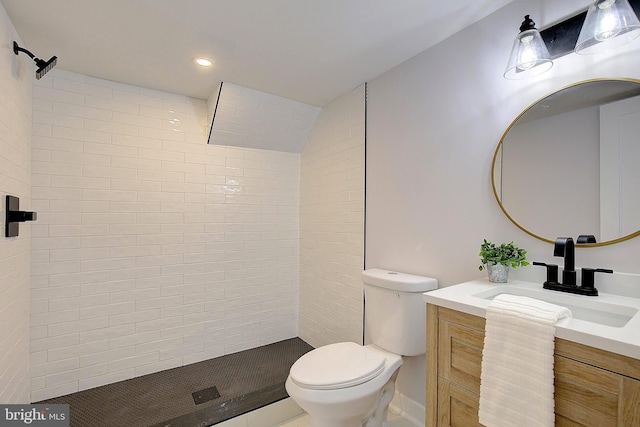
top-left (217, 397), bottom-right (305, 427)
top-left (389, 391), bottom-right (424, 427)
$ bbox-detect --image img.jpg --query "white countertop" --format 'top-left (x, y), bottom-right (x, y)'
top-left (423, 279), bottom-right (640, 360)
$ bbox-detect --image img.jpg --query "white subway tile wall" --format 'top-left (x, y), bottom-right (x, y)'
top-left (298, 85), bottom-right (366, 347)
top-left (30, 70), bottom-right (301, 401)
top-left (0, 3), bottom-right (33, 403)
top-left (209, 82), bottom-right (322, 153)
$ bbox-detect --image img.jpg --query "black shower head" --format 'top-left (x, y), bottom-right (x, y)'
top-left (35, 56), bottom-right (57, 79)
top-left (13, 41), bottom-right (57, 79)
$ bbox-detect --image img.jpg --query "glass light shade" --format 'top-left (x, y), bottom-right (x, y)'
top-left (504, 27), bottom-right (553, 79)
top-left (575, 0), bottom-right (640, 54)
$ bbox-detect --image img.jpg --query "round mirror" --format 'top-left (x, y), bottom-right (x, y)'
top-left (492, 78), bottom-right (640, 246)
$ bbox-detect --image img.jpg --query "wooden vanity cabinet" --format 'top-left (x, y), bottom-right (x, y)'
top-left (426, 304), bottom-right (640, 427)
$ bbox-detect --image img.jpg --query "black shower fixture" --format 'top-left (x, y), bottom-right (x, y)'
top-left (13, 41), bottom-right (57, 79)
top-left (5, 195), bottom-right (37, 237)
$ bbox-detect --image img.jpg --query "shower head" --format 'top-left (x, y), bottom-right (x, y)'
top-left (13, 41), bottom-right (57, 79)
top-left (35, 56), bottom-right (57, 79)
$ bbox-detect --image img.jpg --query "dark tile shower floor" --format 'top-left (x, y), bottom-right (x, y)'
top-left (38, 338), bottom-right (313, 427)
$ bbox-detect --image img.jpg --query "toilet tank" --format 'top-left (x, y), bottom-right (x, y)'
top-left (363, 269), bottom-right (438, 357)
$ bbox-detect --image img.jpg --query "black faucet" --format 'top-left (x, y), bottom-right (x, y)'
top-left (533, 236), bottom-right (613, 296)
top-left (554, 237), bottom-right (576, 287)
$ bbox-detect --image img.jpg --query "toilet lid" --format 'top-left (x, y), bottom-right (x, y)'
top-left (289, 342), bottom-right (385, 390)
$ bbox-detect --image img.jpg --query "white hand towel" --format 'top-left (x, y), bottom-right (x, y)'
top-left (478, 294), bottom-right (571, 427)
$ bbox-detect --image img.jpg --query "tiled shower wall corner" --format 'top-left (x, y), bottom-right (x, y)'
top-left (298, 85), bottom-right (366, 347)
top-left (0, 4), bottom-right (33, 403)
top-left (30, 70), bottom-right (300, 401)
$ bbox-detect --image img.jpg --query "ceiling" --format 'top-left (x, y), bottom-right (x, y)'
top-left (2, 0), bottom-right (515, 106)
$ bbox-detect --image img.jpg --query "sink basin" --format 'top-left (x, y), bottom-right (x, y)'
top-left (473, 285), bottom-right (639, 328)
top-left (424, 277), bottom-right (640, 360)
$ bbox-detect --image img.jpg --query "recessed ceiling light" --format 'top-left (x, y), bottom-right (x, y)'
top-left (194, 57), bottom-right (213, 67)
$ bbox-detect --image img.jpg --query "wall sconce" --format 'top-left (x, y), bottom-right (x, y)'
top-left (575, 0), bottom-right (640, 54)
top-left (504, 15), bottom-right (553, 79)
top-left (504, 0), bottom-right (640, 79)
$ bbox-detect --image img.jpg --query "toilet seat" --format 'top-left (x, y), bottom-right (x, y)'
top-left (289, 342), bottom-right (385, 390)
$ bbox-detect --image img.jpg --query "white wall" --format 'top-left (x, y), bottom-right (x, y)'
top-left (30, 70), bottom-right (300, 401)
top-left (0, 3), bottom-right (33, 403)
top-left (367, 0), bottom-right (640, 412)
top-left (298, 85), bottom-right (365, 347)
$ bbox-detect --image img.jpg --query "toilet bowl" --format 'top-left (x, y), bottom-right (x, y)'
top-left (286, 269), bottom-right (438, 427)
top-left (285, 342), bottom-right (402, 427)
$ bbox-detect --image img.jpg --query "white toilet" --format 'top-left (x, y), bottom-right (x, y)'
top-left (285, 269), bottom-right (437, 427)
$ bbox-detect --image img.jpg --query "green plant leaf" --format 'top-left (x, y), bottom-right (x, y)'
top-left (478, 239), bottom-right (528, 270)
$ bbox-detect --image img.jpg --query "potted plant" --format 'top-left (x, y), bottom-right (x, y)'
top-left (478, 239), bottom-right (529, 283)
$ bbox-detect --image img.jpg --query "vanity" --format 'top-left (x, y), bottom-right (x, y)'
top-left (423, 279), bottom-right (640, 426)
top-left (420, 77), bottom-right (640, 425)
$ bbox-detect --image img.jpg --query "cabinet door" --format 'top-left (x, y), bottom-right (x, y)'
top-left (438, 319), bottom-right (484, 394)
top-left (428, 305), bottom-right (640, 427)
top-left (437, 378), bottom-right (483, 427)
top-left (555, 355), bottom-right (640, 426)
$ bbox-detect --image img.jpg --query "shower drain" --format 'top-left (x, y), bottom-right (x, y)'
top-left (192, 386), bottom-right (221, 405)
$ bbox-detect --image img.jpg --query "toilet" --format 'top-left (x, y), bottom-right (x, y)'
top-left (285, 269), bottom-right (437, 427)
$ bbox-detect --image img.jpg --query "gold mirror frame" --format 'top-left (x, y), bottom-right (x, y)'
top-left (491, 78), bottom-right (640, 247)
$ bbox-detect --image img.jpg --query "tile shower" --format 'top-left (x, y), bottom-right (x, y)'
top-left (27, 69), bottom-right (366, 402)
